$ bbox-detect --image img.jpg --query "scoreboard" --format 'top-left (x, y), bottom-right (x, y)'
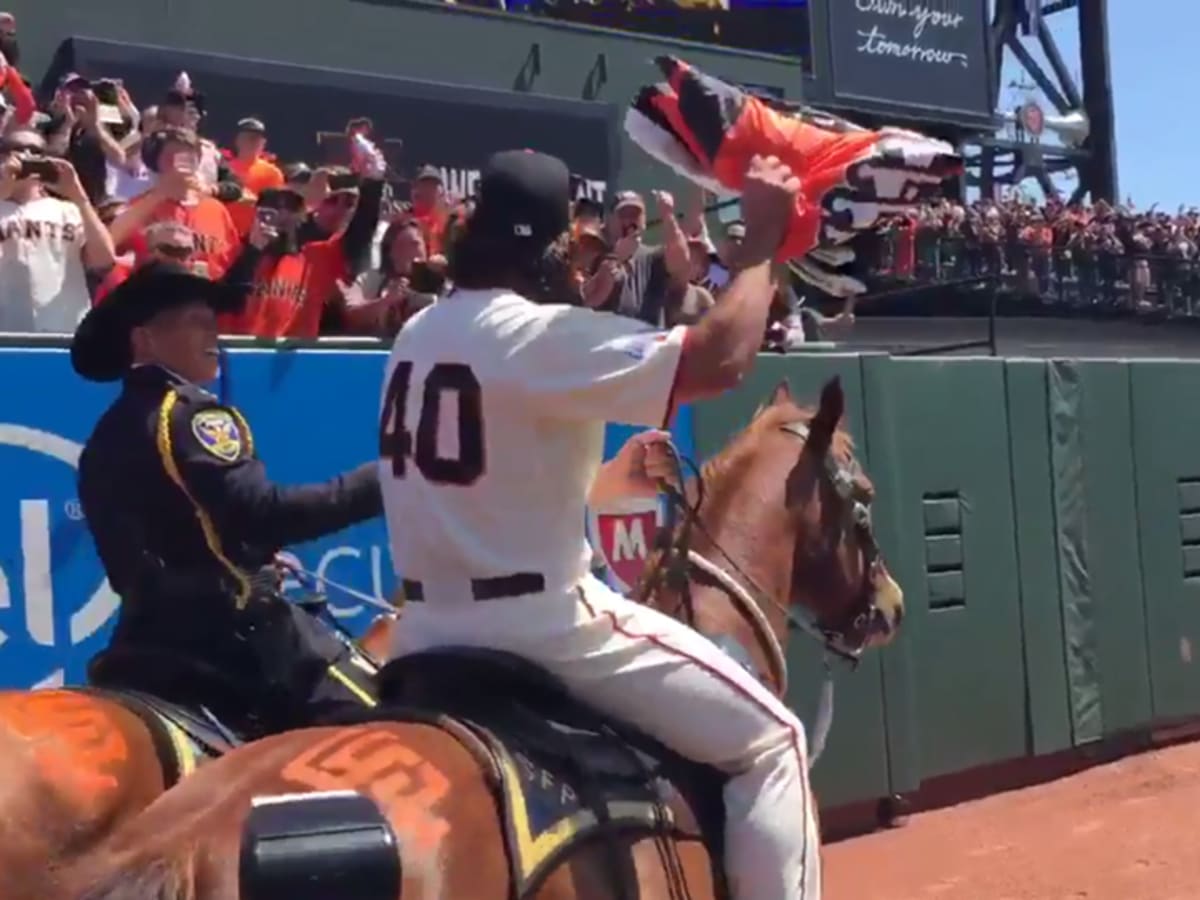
top-left (458, 0), bottom-right (813, 64)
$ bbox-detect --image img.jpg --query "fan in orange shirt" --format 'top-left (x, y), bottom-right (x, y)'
top-left (219, 163), bottom-right (386, 338)
top-left (108, 127), bottom-right (242, 280)
top-left (224, 117), bottom-right (284, 237)
top-left (408, 164), bottom-right (450, 256)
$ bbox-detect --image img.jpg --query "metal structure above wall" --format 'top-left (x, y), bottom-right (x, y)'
top-left (971, 0), bottom-right (1118, 202)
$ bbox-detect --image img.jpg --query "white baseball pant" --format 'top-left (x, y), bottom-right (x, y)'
top-left (391, 573), bottom-right (821, 900)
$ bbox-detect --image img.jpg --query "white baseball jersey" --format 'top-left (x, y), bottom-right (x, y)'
top-left (0, 196), bottom-right (90, 334)
top-left (379, 287), bottom-right (686, 605)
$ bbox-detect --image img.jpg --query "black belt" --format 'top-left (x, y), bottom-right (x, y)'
top-left (402, 572), bottom-right (545, 603)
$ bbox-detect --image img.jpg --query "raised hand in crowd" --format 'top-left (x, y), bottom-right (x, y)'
top-left (0, 147), bottom-right (20, 199)
top-left (652, 189), bottom-right (675, 220)
top-left (46, 156), bottom-right (87, 203)
top-left (46, 156), bottom-right (118, 271)
top-left (304, 167), bottom-right (331, 210)
top-left (348, 133), bottom-right (386, 180)
top-left (48, 90), bottom-right (74, 130)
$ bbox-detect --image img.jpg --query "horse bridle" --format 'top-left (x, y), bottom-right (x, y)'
top-left (780, 420), bottom-right (889, 657)
top-left (646, 424), bottom-right (888, 766)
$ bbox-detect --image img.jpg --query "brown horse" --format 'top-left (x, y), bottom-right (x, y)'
top-left (50, 376), bottom-right (905, 900)
top-left (0, 610), bottom-right (396, 896)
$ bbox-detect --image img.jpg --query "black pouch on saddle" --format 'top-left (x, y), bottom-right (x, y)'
top-left (236, 590), bottom-right (371, 730)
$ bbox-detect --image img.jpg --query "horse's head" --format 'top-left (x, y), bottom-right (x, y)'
top-left (696, 376), bottom-right (903, 663)
top-left (766, 377), bottom-right (903, 652)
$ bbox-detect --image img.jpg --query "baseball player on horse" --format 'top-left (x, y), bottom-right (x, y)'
top-left (379, 149), bottom-right (829, 899)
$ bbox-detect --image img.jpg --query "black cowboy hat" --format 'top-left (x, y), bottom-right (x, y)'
top-left (71, 260), bottom-right (244, 383)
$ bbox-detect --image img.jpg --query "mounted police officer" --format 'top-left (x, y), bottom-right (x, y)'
top-left (71, 260), bottom-right (382, 739)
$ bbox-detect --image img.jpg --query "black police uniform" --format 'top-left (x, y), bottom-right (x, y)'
top-left (71, 261), bottom-right (383, 737)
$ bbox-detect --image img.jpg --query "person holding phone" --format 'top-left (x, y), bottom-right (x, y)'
top-left (589, 189), bottom-right (693, 326)
top-left (41, 73), bottom-right (132, 207)
top-left (108, 127), bottom-right (242, 281)
top-left (225, 117), bottom-right (284, 238)
top-left (217, 134), bottom-right (386, 338)
top-left (408, 164), bottom-right (450, 256)
top-left (0, 130), bottom-right (116, 332)
top-left (336, 218), bottom-right (445, 336)
top-left (156, 77), bottom-right (242, 202)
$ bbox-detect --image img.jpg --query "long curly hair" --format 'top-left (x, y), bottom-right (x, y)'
top-left (446, 211), bottom-right (575, 305)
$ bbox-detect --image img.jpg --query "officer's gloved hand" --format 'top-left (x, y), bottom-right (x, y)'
top-left (246, 565), bottom-right (283, 600)
top-left (294, 592), bottom-right (329, 617)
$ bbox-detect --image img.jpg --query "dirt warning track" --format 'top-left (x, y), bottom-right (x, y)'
top-left (823, 739), bottom-right (1200, 899)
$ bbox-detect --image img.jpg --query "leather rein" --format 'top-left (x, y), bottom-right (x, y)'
top-left (641, 426), bottom-right (886, 767)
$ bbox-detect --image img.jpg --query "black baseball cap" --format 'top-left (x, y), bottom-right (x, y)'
top-left (470, 149), bottom-right (571, 248)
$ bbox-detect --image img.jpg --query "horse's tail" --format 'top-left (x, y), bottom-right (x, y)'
top-left (68, 855), bottom-right (196, 900)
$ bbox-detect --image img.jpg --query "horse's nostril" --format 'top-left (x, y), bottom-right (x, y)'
top-left (892, 605), bottom-right (904, 628)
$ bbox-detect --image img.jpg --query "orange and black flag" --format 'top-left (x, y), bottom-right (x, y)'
top-left (625, 56), bottom-right (964, 296)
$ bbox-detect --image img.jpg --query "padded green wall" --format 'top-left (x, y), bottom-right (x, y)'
top-left (690, 353), bottom-right (1199, 810)
top-left (690, 354), bottom-right (891, 808)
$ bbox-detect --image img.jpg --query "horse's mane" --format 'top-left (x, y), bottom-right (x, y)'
top-left (698, 399), bottom-right (856, 494)
top-left (55, 854), bottom-right (197, 900)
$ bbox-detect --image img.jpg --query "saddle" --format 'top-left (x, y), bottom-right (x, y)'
top-left (86, 645), bottom-right (248, 784)
top-left (372, 648), bottom-right (728, 900)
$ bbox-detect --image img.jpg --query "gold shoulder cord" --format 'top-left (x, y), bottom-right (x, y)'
top-left (155, 390), bottom-right (253, 608)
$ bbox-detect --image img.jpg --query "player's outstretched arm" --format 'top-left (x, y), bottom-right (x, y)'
top-left (671, 155), bottom-right (800, 406)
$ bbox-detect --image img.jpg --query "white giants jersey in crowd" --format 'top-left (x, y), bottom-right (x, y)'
top-left (379, 287), bottom-right (685, 605)
top-left (0, 196), bottom-right (90, 333)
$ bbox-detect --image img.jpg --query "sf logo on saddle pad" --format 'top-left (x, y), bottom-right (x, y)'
top-left (588, 497), bottom-right (661, 594)
top-left (191, 410), bottom-right (243, 462)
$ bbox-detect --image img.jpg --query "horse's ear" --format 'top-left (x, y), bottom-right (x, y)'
top-left (753, 380), bottom-right (791, 419)
top-left (807, 377), bottom-right (845, 454)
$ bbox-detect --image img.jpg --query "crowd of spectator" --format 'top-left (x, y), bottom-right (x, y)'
top-left (0, 10), bottom-right (849, 351)
top-left (875, 196), bottom-right (1200, 317)
top-left (3, 8), bottom-right (1188, 356)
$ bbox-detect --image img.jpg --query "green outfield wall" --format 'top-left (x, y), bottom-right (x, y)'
top-left (693, 354), bottom-right (1200, 808)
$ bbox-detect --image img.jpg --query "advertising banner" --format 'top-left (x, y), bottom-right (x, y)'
top-left (0, 347), bottom-right (693, 689)
top-left (826, 0), bottom-right (992, 120)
